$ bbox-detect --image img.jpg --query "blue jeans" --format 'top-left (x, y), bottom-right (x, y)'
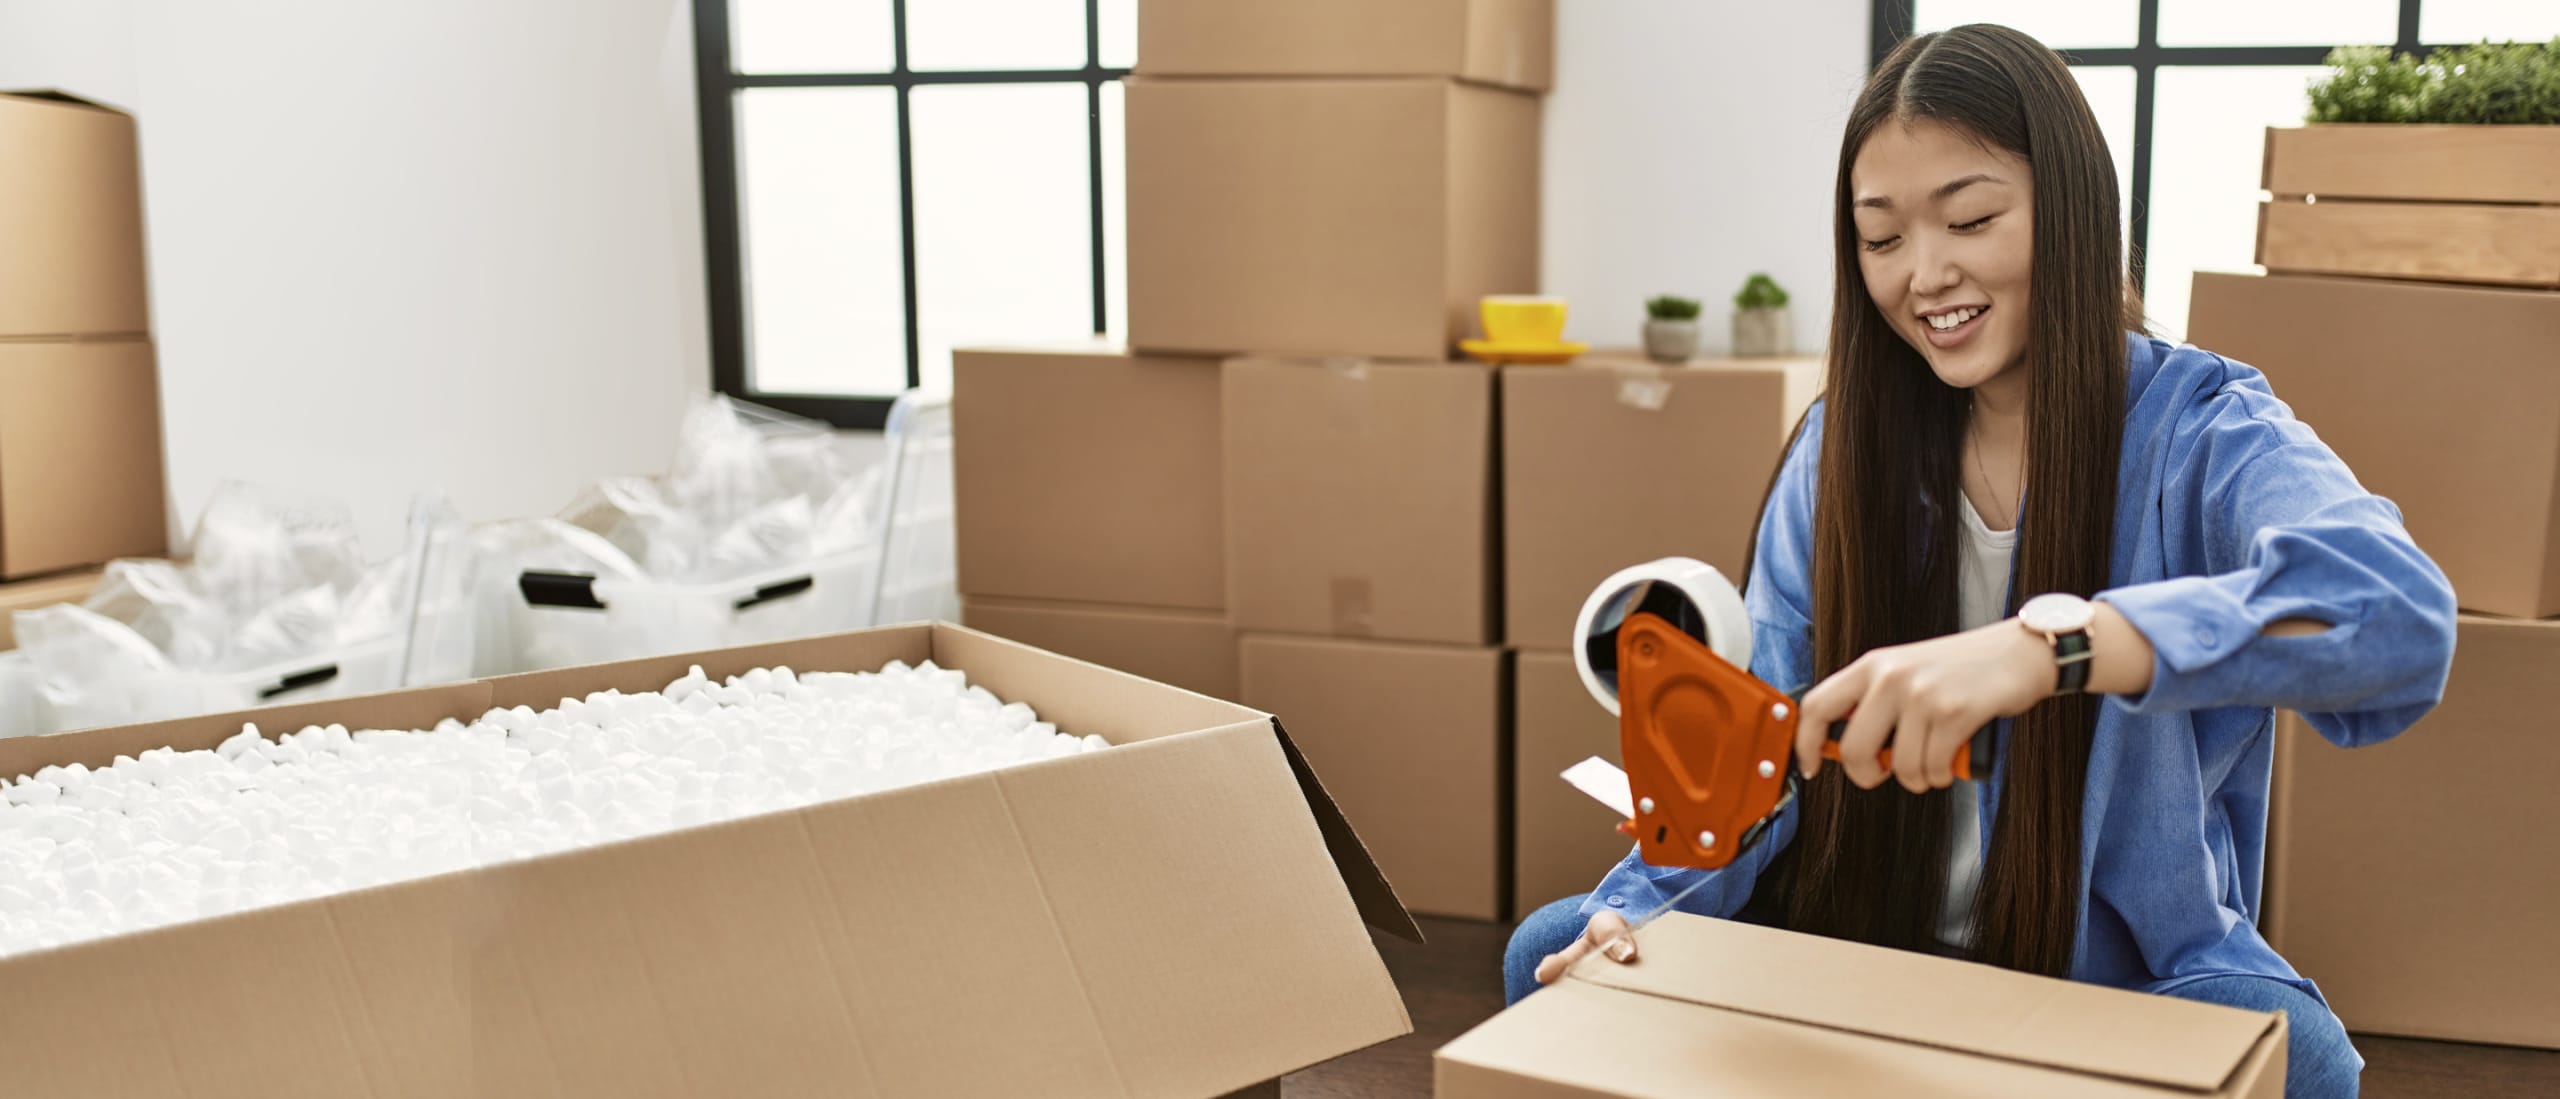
top-left (1503, 895), bottom-right (2361, 1099)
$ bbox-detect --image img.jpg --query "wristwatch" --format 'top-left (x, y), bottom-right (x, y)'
top-left (2018, 593), bottom-right (2097, 696)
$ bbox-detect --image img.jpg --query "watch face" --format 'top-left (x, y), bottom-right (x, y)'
top-left (2020, 593), bottom-right (2095, 633)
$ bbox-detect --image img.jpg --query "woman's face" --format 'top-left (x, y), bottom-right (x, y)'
top-left (1850, 118), bottom-right (2036, 393)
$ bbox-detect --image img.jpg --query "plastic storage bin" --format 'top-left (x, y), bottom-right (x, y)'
top-left (483, 390), bottom-right (958, 673)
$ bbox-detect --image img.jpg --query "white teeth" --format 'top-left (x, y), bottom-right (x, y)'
top-left (1927, 307), bottom-right (1982, 331)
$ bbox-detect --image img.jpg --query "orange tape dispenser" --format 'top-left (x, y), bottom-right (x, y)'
top-left (1568, 558), bottom-right (1991, 871)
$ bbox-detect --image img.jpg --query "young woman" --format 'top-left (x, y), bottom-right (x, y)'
top-left (1503, 24), bottom-right (2453, 1099)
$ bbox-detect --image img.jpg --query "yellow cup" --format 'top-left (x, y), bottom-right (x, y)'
top-left (1480, 295), bottom-right (1568, 345)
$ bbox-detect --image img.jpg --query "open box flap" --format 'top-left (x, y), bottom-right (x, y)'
top-left (1570, 914), bottom-right (2281, 1094)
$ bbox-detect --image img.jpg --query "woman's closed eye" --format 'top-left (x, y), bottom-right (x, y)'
top-left (1950, 215), bottom-right (1995, 232)
top-left (1861, 235), bottom-right (1901, 253)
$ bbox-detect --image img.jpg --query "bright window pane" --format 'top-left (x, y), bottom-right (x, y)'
top-left (1099, 0), bottom-right (1137, 68)
top-left (2072, 66), bottom-right (2138, 252)
top-left (907, 0), bottom-right (1086, 71)
top-left (1913, 0), bottom-right (2136, 49)
top-left (2158, 0), bottom-right (2397, 47)
top-left (736, 88), bottom-right (908, 397)
top-left (733, 0), bottom-right (893, 74)
top-left (1100, 81), bottom-right (1128, 343)
top-left (910, 84), bottom-right (1094, 391)
top-left (2422, 0), bottom-right (2560, 43)
top-left (2143, 67), bottom-right (2327, 342)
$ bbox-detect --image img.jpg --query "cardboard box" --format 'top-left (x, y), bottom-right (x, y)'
top-left (2266, 615), bottom-right (2560, 1048)
top-left (0, 623), bottom-right (1419, 1098)
top-left (1127, 78), bottom-right (1540, 361)
top-left (0, 91), bottom-right (149, 339)
top-left (0, 339), bottom-right (169, 579)
top-left (2187, 272), bottom-right (2560, 618)
top-left (2263, 124), bottom-right (2560, 206)
top-left (1240, 633), bottom-right (1507, 921)
top-left (1501, 353), bottom-right (1824, 650)
top-left (1438, 913), bottom-right (2287, 1098)
top-left (0, 565), bottom-right (103, 650)
top-left (1138, 0), bottom-right (1555, 93)
top-left (961, 595), bottom-right (1238, 701)
top-left (1512, 650), bottom-right (1637, 916)
top-left (1224, 357), bottom-right (1498, 645)
top-left (953, 342), bottom-right (1224, 610)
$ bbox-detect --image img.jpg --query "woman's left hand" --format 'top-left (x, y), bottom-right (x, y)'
top-left (1794, 619), bottom-right (2056, 792)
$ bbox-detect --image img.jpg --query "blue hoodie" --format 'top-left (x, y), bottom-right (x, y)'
top-left (1578, 332), bottom-right (2458, 999)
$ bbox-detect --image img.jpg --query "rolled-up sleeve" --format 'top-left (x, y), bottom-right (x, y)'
top-left (2097, 382), bottom-right (2456, 746)
top-left (1579, 403), bottom-right (1825, 922)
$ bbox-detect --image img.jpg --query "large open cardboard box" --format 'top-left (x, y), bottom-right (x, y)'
top-left (1439, 914), bottom-right (2288, 1097)
top-left (0, 623), bottom-right (1418, 1098)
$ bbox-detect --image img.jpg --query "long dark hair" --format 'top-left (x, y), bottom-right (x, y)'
top-left (1750, 25), bottom-right (2133, 977)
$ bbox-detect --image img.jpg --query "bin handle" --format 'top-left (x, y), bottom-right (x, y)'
top-left (520, 570), bottom-right (608, 610)
top-left (261, 664), bottom-right (341, 700)
top-left (735, 575), bottom-right (814, 611)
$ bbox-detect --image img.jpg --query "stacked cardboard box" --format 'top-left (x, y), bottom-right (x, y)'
top-left (953, 341), bottom-right (1235, 699)
top-left (1500, 351), bottom-right (1823, 915)
top-left (2188, 123), bottom-right (2560, 1049)
top-left (1109, 1), bottom-right (1552, 923)
top-left (0, 91), bottom-right (170, 580)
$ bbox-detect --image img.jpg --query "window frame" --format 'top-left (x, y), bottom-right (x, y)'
top-left (693, 0), bottom-right (1131, 429)
top-left (1869, 0), bottom-right (2440, 299)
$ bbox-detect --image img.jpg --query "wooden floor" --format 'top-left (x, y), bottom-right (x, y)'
top-left (1285, 916), bottom-right (2560, 1097)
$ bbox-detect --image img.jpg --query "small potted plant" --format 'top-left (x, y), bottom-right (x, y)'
top-left (1732, 273), bottom-right (1792, 357)
top-left (1642, 295), bottom-right (1701, 363)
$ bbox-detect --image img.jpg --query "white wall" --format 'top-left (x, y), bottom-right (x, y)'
top-left (0, 0), bottom-right (712, 554)
top-left (1542, 0), bottom-right (1871, 358)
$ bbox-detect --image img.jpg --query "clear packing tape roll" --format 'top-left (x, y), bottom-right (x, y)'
top-left (1571, 557), bottom-right (1752, 715)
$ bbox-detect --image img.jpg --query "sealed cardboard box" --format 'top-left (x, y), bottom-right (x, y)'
top-left (1127, 78), bottom-right (1539, 361)
top-left (0, 623), bottom-right (1418, 1097)
top-left (1139, 0), bottom-right (1555, 93)
top-left (0, 339), bottom-right (169, 579)
top-left (1240, 633), bottom-right (1507, 921)
top-left (2187, 272), bottom-right (2560, 618)
top-left (953, 342), bottom-right (1223, 609)
top-left (0, 566), bottom-right (103, 649)
top-left (1224, 357), bottom-right (1497, 645)
top-left (962, 595), bottom-right (1238, 701)
top-left (1502, 353), bottom-right (1823, 650)
top-left (2267, 615), bottom-right (2560, 1049)
top-left (1512, 650), bottom-right (1637, 916)
top-left (1439, 913), bottom-right (2287, 1097)
top-left (0, 91), bottom-right (149, 339)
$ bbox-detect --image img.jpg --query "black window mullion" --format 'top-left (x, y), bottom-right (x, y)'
top-left (693, 0), bottom-right (753, 410)
top-left (2128, 0), bottom-right (2159, 298)
top-left (891, 0), bottom-right (921, 392)
top-left (1086, 0), bottom-right (1109, 337)
top-left (2395, 0), bottom-right (2424, 56)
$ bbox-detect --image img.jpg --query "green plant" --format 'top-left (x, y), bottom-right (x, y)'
top-left (1645, 295), bottom-right (1702, 321)
top-left (1733, 274), bottom-right (1789, 311)
top-left (2306, 38), bottom-right (2560, 124)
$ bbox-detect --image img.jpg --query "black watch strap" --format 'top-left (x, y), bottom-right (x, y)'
top-left (2054, 630), bottom-right (2093, 695)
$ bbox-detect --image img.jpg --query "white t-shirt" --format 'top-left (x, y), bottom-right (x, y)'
top-left (1939, 491), bottom-right (2016, 949)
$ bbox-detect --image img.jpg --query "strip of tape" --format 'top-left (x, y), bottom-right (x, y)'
top-left (1562, 756), bottom-right (1634, 819)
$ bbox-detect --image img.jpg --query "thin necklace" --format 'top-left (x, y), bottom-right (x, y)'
top-left (1969, 406), bottom-right (2020, 525)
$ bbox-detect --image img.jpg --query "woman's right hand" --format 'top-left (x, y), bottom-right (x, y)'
top-left (1531, 910), bottom-right (1640, 985)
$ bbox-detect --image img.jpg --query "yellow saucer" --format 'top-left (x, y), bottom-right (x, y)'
top-left (1460, 338), bottom-right (1588, 365)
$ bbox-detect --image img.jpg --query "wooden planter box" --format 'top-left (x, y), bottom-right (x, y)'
top-left (2256, 124), bottom-right (2560, 289)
